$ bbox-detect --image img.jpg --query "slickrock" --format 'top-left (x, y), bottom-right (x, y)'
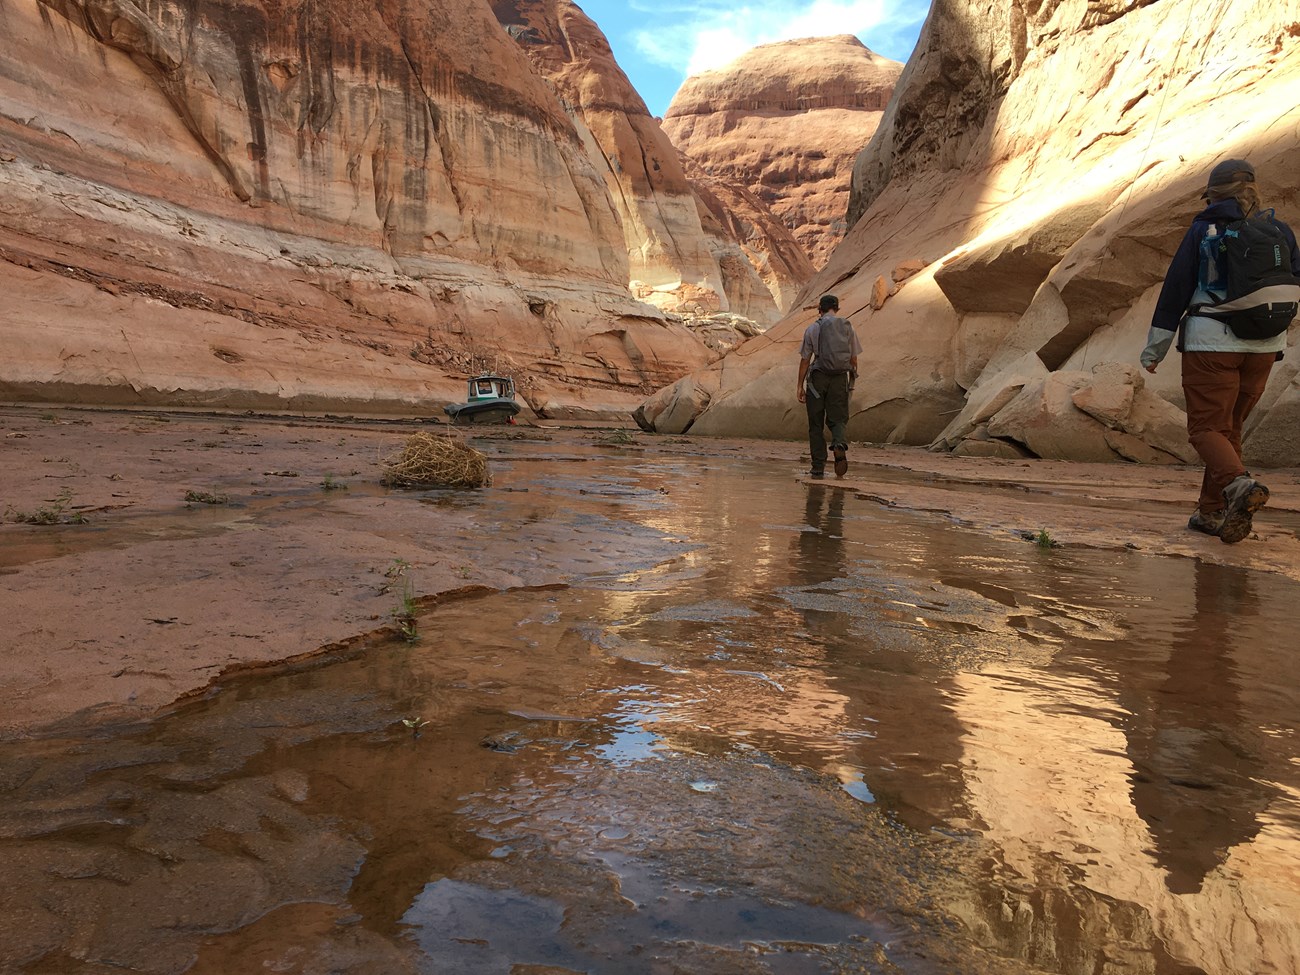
top-left (639, 0), bottom-right (1300, 468)
top-left (663, 35), bottom-right (902, 269)
top-left (0, 0), bottom-right (719, 417)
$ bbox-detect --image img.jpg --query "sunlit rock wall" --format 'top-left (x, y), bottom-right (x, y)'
top-left (639, 0), bottom-right (1300, 466)
top-left (0, 0), bottom-right (720, 417)
top-left (492, 0), bottom-right (809, 327)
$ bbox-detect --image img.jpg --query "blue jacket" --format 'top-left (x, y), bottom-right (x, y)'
top-left (1142, 200), bottom-right (1300, 366)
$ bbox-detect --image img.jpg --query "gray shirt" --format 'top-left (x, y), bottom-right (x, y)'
top-left (799, 315), bottom-right (862, 370)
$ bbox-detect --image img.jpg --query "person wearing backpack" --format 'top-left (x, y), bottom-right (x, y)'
top-left (797, 294), bottom-right (861, 478)
top-left (1141, 159), bottom-right (1300, 543)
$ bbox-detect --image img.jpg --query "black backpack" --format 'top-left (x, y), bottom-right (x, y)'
top-left (1193, 210), bottom-right (1300, 339)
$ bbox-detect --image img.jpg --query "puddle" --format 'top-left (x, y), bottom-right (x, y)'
top-left (1, 448), bottom-right (1297, 974)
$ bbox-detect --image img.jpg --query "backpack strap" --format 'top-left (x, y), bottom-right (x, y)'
top-left (1192, 284), bottom-right (1300, 318)
top-left (812, 314), bottom-right (827, 366)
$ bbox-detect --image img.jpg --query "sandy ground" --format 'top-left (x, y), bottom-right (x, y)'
top-left (3, 404), bottom-right (1298, 740)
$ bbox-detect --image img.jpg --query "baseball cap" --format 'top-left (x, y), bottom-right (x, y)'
top-left (1203, 158), bottom-right (1255, 197)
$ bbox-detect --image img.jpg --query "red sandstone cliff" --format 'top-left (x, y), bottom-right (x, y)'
top-left (640, 0), bottom-right (1300, 469)
top-left (492, 0), bottom-right (809, 326)
top-left (663, 35), bottom-right (902, 270)
top-left (0, 0), bottom-right (719, 417)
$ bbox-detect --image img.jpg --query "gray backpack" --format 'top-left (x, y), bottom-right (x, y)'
top-left (814, 315), bottom-right (855, 374)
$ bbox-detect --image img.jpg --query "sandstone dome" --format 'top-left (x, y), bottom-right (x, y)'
top-left (663, 35), bottom-right (903, 268)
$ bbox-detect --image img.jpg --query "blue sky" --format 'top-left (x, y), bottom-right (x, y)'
top-left (576, 0), bottom-right (932, 117)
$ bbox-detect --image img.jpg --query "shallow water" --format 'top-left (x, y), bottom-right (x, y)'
top-left (2, 443), bottom-right (1298, 974)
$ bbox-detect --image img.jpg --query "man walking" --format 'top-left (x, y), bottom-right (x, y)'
top-left (797, 294), bottom-right (860, 479)
top-left (1141, 159), bottom-right (1300, 543)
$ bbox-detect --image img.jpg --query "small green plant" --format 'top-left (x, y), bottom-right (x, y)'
top-left (1035, 529), bottom-right (1059, 549)
top-left (397, 581), bottom-right (417, 619)
top-left (185, 489), bottom-right (230, 505)
top-left (321, 473), bottom-right (347, 491)
top-left (401, 716), bottom-right (429, 736)
top-left (16, 489), bottom-right (80, 525)
top-left (391, 567), bottom-right (419, 642)
top-left (455, 565), bottom-right (473, 579)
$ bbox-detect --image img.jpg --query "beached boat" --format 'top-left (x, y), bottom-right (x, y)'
top-left (443, 374), bottom-right (521, 425)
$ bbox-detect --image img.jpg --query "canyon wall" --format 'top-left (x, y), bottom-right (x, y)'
top-left (0, 0), bottom-right (721, 418)
top-left (492, 0), bottom-right (809, 327)
top-left (639, 0), bottom-right (1300, 467)
top-left (663, 35), bottom-right (902, 270)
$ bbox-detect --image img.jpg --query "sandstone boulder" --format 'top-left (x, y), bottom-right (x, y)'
top-left (893, 260), bottom-right (928, 282)
top-left (870, 276), bottom-right (891, 310)
top-left (1071, 362), bottom-right (1142, 429)
top-left (1104, 428), bottom-right (1184, 466)
top-left (950, 425), bottom-right (1034, 459)
top-left (986, 373), bottom-right (1120, 462)
top-left (634, 372), bottom-right (718, 435)
top-left (1240, 348), bottom-right (1300, 467)
top-left (932, 355), bottom-right (1046, 449)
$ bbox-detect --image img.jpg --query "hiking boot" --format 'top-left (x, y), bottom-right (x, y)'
top-left (1187, 508), bottom-right (1225, 536)
top-left (832, 443), bottom-right (848, 478)
top-left (1219, 475), bottom-right (1269, 544)
top-left (808, 469), bottom-right (826, 480)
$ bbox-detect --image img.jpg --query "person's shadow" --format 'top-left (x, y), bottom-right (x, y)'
top-left (1126, 560), bottom-right (1274, 895)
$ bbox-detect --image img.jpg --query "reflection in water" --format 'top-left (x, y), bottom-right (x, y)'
top-left (1128, 560), bottom-right (1270, 896)
top-left (794, 484), bottom-right (848, 587)
top-left (1, 447), bottom-right (1298, 974)
top-left (950, 553), bottom-right (1300, 975)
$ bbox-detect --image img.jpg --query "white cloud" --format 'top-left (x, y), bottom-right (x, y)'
top-left (631, 0), bottom-right (926, 77)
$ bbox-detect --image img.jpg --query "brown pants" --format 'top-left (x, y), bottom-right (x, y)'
top-left (1181, 351), bottom-right (1275, 512)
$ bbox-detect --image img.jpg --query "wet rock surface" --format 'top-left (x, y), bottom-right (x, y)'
top-left (2, 407), bottom-right (1300, 973)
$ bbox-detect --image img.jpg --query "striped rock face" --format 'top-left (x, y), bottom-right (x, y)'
top-left (494, 0), bottom-right (813, 327)
top-left (0, 0), bottom-right (722, 417)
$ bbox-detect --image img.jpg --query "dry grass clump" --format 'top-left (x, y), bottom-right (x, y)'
top-left (381, 432), bottom-right (490, 489)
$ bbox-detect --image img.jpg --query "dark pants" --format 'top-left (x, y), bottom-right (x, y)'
top-left (805, 371), bottom-right (851, 473)
top-left (1181, 351), bottom-right (1275, 512)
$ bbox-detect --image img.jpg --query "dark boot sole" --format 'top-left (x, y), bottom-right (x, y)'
top-left (1219, 484), bottom-right (1269, 544)
top-left (833, 446), bottom-right (848, 478)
